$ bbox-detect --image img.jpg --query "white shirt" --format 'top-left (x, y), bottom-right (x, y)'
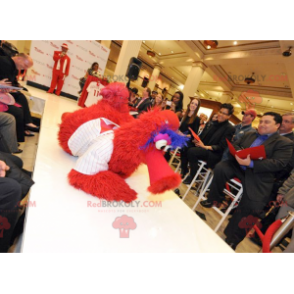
top-left (68, 118), bottom-right (120, 175)
top-left (85, 81), bottom-right (104, 107)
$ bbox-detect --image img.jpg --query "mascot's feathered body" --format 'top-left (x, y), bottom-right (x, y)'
top-left (58, 82), bottom-right (187, 203)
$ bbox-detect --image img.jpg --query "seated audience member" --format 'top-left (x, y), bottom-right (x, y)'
top-left (197, 113), bottom-right (208, 135)
top-left (150, 90), bottom-right (158, 105)
top-left (170, 91), bottom-right (184, 119)
top-left (249, 112), bottom-right (294, 245)
top-left (79, 62), bottom-right (99, 94)
top-left (152, 93), bottom-right (164, 109)
top-left (161, 98), bottom-right (172, 111)
top-left (165, 98), bottom-right (201, 162)
top-left (251, 168), bottom-right (294, 249)
top-left (181, 103), bottom-right (235, 182)
top-left (0, 112), bottom-right (21, 153)
top-left (277, 112), bottom-right (294, 180)
top-left (200, 112), bottom-right (293, 250)
top-left (272, 169), bottom-right (294, 253)
top-left (205, 113), bottom-right (218, 129)
top-left (222, 109), bottom-right (256, 161)
top-left (0, 54), bottom-right (39, 141)
top-left (178, 97), bottom-right (201, 136)
top-left (134, 87), bottom-right (152, 114)
top-left (0, 42), bottom-right (6, 56)
top-left (0, 152), bottom-right (34, 252)
top-left (128, 87), bottom-right (139, 107)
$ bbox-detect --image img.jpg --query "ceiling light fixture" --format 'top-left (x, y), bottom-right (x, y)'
top-left (233, 41), bottom-right (238, 45)
top-left (147, 40), bottom-right (156, 57)
top-left (245, 72), bottom-right (255, 85)
top-left (204, 40), bottom-right (218, 49)
top-left (207, 45), bottom-right (211, 49)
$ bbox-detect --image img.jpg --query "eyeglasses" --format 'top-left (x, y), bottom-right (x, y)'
top-left (218, 110), bottom-right (230, 116)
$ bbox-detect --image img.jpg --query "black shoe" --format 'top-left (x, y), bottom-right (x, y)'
top-left (26, 125), bottom-right (40, 133)
top-left (13, 148), bottom-right (23, 154)
top-left (183, 176), bottom-right (193, 185)
top-left (200, 199), bottom-right (214, 208)
top-left (174, 189), bottom-right (180, 195)
top-left (195, 211), bottom-right (206, 221)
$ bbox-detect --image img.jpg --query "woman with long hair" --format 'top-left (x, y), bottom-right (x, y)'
top-left (171, 91), bottom-right (184, 119)
top-left (79, 62), bottom-right (99, 94)
top-left (179, 97), bottom-right (202, 178)
top-left (152, 93), bottom-right (164, 109)
top-left (179, 98), bottom-right (201, 135)
top-left (165, 97), bottom-right (201, 163)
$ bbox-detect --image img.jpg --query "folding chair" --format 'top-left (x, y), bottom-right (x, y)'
top-left (181, 160), bottom-right (212, 201)
top-left (192, 177), bottom-right (243, 232)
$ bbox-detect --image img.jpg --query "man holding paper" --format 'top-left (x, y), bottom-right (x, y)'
top-left (200, 112), bottom-right (293, 249)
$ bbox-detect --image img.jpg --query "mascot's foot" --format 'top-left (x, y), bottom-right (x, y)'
top-left (68, 169), bottom-right (137, 203)
top-left (148, 173), bottom-right (181, 194)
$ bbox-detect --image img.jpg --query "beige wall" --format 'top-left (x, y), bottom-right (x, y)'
top-left (8, 40), bottom-right (31, 54)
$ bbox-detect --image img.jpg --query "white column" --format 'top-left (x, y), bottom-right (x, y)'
top-left (148, 65), bottom-right (161, 91)
top-left (101, 40), bottom-right (112, 48)
top-left (114, 40), bottom-right (142, 83)
top-left (182, 62), bottom-right (207, 106)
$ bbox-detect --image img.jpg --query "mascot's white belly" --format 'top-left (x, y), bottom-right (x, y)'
top-left (68, 118), bottom-right (119, 175)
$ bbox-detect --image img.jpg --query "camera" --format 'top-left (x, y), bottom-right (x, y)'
top-left (282, 47), bottom-right (292, 57)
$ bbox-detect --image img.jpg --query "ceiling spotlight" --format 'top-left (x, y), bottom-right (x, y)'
top-left (147, 40), bottom-right (156, 57)
top-left (245, 72), bottom-right (255, 85)
top-left (233, 41), bottom-right (238, 45)
top-left (282, 47), bottom-right (292, 57)
top-left (171, 51), bottom-right (174, 53)
top-left (159, 53), bottom-right (161, 55)
top-left (204, 40), bottom-right (218, 49)
top-left (147, 50), bottom-right (155, 57)
top-left (207, 45), bottom-right (211, 49)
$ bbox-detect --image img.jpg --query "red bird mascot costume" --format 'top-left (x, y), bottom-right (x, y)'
top-left (58, 82), bottom-right (187, 203)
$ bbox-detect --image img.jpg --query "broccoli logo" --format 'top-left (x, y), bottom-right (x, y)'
top-left (238, 215), bottom-right (261, 235)
top-left (112, 215), bottom-right (137, 238)
top-left (238, 89), bottom-right (263, 110)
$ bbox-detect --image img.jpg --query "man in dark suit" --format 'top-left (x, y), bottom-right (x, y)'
top-left (0, 152), bottom-right (34, 252)
top-left (135, 87), bottom-right (152, 114)
top-left (182, 103), bottom-right (235, 183)
top-left (249, 112), bottom-right (294, 246)
top-left (201, 112), bottom-right (293, 249)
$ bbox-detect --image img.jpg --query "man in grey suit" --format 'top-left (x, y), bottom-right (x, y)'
top-left (200, 112), bottom-right (293, 249)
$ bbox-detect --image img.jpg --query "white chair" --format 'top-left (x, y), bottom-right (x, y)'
top-left (192, 177), bottom-right (243, 232)
top-left (181, 160), bottom-right (212, 201)
top-left (168, 147), bottom-right (181, 173)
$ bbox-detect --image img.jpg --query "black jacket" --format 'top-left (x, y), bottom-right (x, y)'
top-left (0, 56), bottom-right (18, 86)
top-left (232, 131), bottom-right (293, 203)
top-left (200, 120), bottom-right (235, 168)
top-left (0, 152), bottom-right (34, 197)
top-left (180, 116), bottom-right (200, 136)
top-left (135, 97), bottom-right (152, 114)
